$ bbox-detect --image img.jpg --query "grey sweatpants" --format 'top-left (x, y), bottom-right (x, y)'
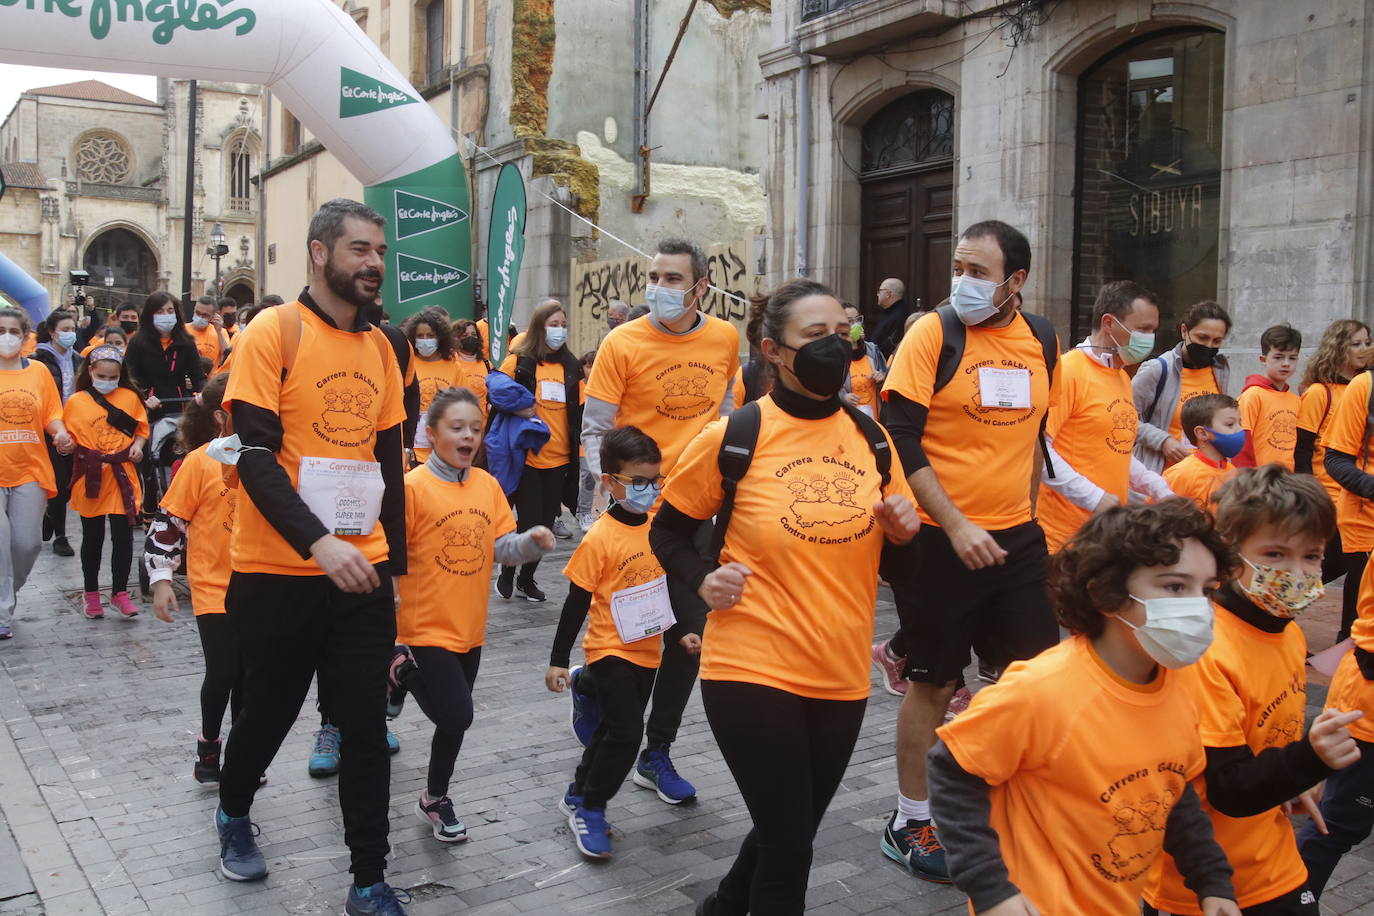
top-left (0, 482), bottom-right (47, 627)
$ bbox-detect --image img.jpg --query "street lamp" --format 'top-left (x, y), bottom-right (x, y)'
top-left (103, 267), bottom-right (114, 314)
top-left (207, 222), bottom-right (229, 296)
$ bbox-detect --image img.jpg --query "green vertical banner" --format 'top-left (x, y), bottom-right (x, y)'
top-left (363, 152), bottom-right (474, 322)
top-left (486, 163), bottom-right (528, 366)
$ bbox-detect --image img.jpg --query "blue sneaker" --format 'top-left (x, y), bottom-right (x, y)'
top-left (215, 806), bottom-right (267, 881)
top-left (308, 724), bottom-right (341, 777)
top-left (881, 813), bottom-right (950, 884)
top-left (567, 803), bottom-right (612, 859)
top-left (634, 747), bottom-right (696, 804)
top-left (386, 729), bottom-right (400, 755)
top-left (345, 881), bottom-right (412, 915)
top-left (559, 784), bottom-right (614, 834)
top-left (569, 665), bottom-right (601, 747)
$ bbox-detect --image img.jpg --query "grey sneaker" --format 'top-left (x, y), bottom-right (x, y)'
top-left (553, 518), bottom-right (573, 539)
top-left (215, 806), bottom-right (267, 881)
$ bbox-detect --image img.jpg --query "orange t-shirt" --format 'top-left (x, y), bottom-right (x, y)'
top-left (1326, 557), bottom-right (1374, 741)
top-left (664, 396), bottom-right (913, 700)
top-left (848, 351), bottom-right (882, 417)
top-left (1317, 370), bottom-right (1374, 550)
top-left (1297, 381), bottom-right (1348, 512)
top-left (19, 332), bottom-right (36, 357)
top-left (1168, 367), bottom-right (1223, 444)
top-left (158, 444), bottom-right (236, 615)
top-left (63, 387), bottom-right (149, 518)
top-left (476, 318), bottom-right (489, 359)
top-left (223, 303), bottom-right (406, 575)
top-left (1163, 451), bottom-right (1234, 511)
top-left (562, 509), bottom-right (664, 669)
top-left (498, 353), bottom-right (584, 469)
top-left (881, 310), bottom-right (1060, 530)
top-left (1037, 349), bottom-right (1137, 552)
top-left (413, 355), bottom-right (460, 454)
top-left (585, 314), bottom-right (740, 475)
top-left (397, 465), bottom-right (515, 653)
top-left (1238, 384), bottom-right (1299, 470)
top-left (185, 323), bottom-right (224, 365)
top-left (731, 370), bottom-right (745, 409)
top-left (937, 636), bottom-right (1206, 915)
top-left (453, 358), bottom-right (489, 421)
top-left (0, 361), bottom-right (63, 496)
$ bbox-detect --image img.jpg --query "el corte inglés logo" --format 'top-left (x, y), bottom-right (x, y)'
top-left (3, 0), bottom-right (256, 44)
top-left (339, 67), bottom-right (419, 118)
top-left (394, 190), bottom-right (468, 240)
top-left (397, 253), bottom-right (470, 303)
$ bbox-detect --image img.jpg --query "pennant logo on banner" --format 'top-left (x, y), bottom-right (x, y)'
top-left (340, 67), bottom-right (419, 118)
top-left (397, 253), bottom-right (471, 303)
top-left (393, 190), bottom-right (468, 240)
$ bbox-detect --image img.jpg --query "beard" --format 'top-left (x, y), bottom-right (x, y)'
top-left (324, 256), bottom-right (383, 310)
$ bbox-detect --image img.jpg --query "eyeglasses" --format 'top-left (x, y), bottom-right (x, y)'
top-left (607, 473), bottom-right (665, 489)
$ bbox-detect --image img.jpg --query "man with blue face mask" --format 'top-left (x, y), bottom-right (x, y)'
top-left (581, 237), bottom-right (741, 808)
top-left (878, 220), bottom-right (1063, 884)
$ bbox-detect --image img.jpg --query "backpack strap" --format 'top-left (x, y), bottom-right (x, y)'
top-left (708, 401), bottom-right (762, 563)
top-left (279, 302), bottom-right (302, 382)
top-left (840, 402), bottom-right (892, 488)
top-left (932, 304), bottom-right (965, 395)
top-left (1143, 355), bottom-right (1171, 424)
top-left (1021, 310), bottom-right (1060, 480)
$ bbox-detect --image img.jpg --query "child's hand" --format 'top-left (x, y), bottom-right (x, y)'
top-left (1309, 707), bottom-right (1363, 770)
top-left (679, 633), bottom-right (702, 655)
top-left (981, 894), bottom-right (1041, 915)
top-left (1200, 897), bottom-right (1241, 916)
top-left (873, 494), bottom-right (920, 544)
top-left (151, 580), bottom-right (178, 623)
top-left (529, 526), bottom-right (556, 551)
top-left (1283, 784), bottom-right (1327, 834)
top-left (129, 442), bottom-right (144, 462)
top-left (53, 431), bottom-right (73, 455)
top-left (546, 667), bottom-right (570, 693)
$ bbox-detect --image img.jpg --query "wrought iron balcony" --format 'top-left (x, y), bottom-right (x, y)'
top-left (801, 0), bottom-right (865, 22)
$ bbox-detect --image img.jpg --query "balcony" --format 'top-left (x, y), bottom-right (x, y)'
top-left (797, 0), bottom-right (959, 58)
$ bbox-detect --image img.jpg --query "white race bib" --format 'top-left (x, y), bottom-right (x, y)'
top-left (539, 379), bottom-right (567, 404)
top-left (858, 403), bottom-right (876, 419)
top-left (413, 421), bottom-right (431, 449)
top-left (978, 367), bottom-right (1033, 409)
top-left (610, 574), bottom-right (676, 644)
top-left (298, 456), bottom-right (385, 536)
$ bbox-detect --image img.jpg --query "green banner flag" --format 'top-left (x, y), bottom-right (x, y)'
top-left (339, 67), bottom-right (419, 118)
top-left (486, 163), bottom-right (528, 366)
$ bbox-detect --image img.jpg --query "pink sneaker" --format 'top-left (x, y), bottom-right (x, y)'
top-left (110, 592), bottom-right (139, 618)
top-left (871, 640), bottom-right (908, 697)
top-left (83, 592), bottom-right (104, 619)
top-left (943, 686), bottom-right (972, 722)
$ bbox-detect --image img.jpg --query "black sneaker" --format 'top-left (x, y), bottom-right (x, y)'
top-left (194, 737), bottom-right (222, 784)
top-left (495, 566), bottom-right (515, 599)
top-left (516, 579), bottom-right (547, 602)
top-left (41, 514), bottom-right (52, 542)
top-left (977, 662), bottom-right (1002, 684)
top-left (386, 646), bottom-right (416, 719)
top-left (52, 536), bottom-right (74, 557)
top-left (881, 813), bottom-right (950, 883)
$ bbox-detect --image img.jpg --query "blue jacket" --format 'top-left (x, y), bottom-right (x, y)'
top-left (484, 371), bottom-right (551, 495)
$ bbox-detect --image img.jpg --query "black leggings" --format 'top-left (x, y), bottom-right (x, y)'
top-left (80, 514), bottom-right (133, 593)
top-left (509, 463), bottom-right (568, 582)
top-left (45, 445), bottom-right (72, 538)
top-left (573, 656), bottom-right (656, 808)
top-left (196, 613), bottom-right (244, 742)
top-left (402, 645), bottom-right (481, 799)
top-left (702, 680), bottom-right (867, 915)
top-left (1338, 549), bottom-right (1369, 643)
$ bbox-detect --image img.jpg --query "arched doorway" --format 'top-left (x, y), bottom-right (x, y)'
top-left (83, 227), bottom-right (158, 313)
top-left (859, 89), bottom-right (955, 319)
top-left (223, 279), bottom-right (255, 307)
top-left (1072, 28), bottom-right (1224, 344)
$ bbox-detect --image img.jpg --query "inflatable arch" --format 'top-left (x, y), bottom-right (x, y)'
top-left (0, 253), bottom-right (50, 323)
top-left (0, 0), bottom-right (472, 320)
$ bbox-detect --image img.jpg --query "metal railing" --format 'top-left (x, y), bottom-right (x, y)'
top-left (801, 0), bottom-right (866, 22)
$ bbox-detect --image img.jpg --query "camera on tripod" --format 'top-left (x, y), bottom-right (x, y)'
top-left (69, 269), bottom-right (90, 308)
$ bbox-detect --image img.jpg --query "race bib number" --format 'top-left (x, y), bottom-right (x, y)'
top-left (610, 574), bottom-right (676, 644)
top-left (978, 367), bottom-right (1032, 409)
top-left (298, 456), bottom-right (385, 536)
top-left (539, 379), bottom-right (567, 404)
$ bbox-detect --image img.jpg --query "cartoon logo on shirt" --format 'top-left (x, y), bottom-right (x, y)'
top-left (433, 507), bottom-right (492, 576)
top-left (0, 388), bottom-right (38, 427)
top-left (90, 415), bottom-right (127, 453)
top-left (655, 365), bottom-right (718, 421)
top-left (773, 455), bottom-right (877, 545)
top-left (1267, 410), bottom-right (1298, 450)
top-left (419, 376), bottom-right (446, 407)
top-left (622, 563), bottom-right (665, 587)
top-left (310, 372), bottom-right (381, 448)
top-left (221, 489), bottom-right (238, 534)
top-left (1262, 714), bottom-right (1303, 749)
top-left (1107, 399), bottom-right (1137, 454)
top-left (1091, 776), bottom-right (1182, 881)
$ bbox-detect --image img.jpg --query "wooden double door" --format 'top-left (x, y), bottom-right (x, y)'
top-left (860, 165), bottom-right (954, 318)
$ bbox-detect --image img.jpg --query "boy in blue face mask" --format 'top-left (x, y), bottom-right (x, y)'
top-left (545, 426), bottom-right (702, 860)
top-left (1165, 393), bottom-right (1243, 511)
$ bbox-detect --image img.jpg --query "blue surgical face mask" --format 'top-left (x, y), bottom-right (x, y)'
top-left (191, 315), bottom-right (210, 330)
top-left (545, 326), bottom-right (568, 349)
top-left (414, 338), bottom-right (438, 357)
top-left (645, 284), bottom-right (690, 324)
top-left (1204, 426), bottom-right (1247, 460)
top-left (949, 274), bottom-right (1010, 326)
top-left (56, 330), bottom-right (78, 349)
top-left (621, 480), bottom-right (661, 514)
top-left (91, 378), bottom-right (119, 395)
top-left (153, 314), bottom-right (178, 334)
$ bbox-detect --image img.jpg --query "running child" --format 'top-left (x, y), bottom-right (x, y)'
top-left (545, 425), bottom-right (702, 861)
top-left (1236, 325), bottom-right (1302, 469)
top-left (390, 387), bottom-right (553, 842)
top-left (929, 499), bottom-right (1241, 915)
top-left (1145, 466), bottom-right (1360, 914)
top-left (144, 373), bottom-right (245, 784)
top-left (1165, 393), bottom-right (1243, 510)
top-left (63, 345), bottom-right (149, 620)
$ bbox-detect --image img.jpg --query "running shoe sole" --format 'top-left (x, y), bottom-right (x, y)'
top-left (880, 835), bottom-right (952, 884)
top-left (414, 800), bottom-right (467, 843)
top-left (632, 769), bottom-right (695, 805)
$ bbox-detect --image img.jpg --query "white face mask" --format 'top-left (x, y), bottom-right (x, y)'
top-left (0, 334), bottom-right (21, 358)
top-left (192, 316), bottom-right (210, 330)
top-left (205, 434), bottom-right (271, 466)
top-left (1118, 594), bottom-right (1214, 668)
top-left (91, 378), bottom-right (120, 395)
top-left (153, 314), bottom-right (179, 334)
top-left (645, 284), bottom-right (691, 324)
top-left (544, 326), bottom-right (568, 349)
top-left (950, 274), bottom-right (1011, 327)
top-left (414, 338), bottom-right (438, 357)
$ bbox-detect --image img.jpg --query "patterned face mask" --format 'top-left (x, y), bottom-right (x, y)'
top-left (1240, 557), bottom-right (1324, 618)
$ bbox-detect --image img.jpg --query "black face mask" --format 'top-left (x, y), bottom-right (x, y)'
top-left (780, 333), bottom-right (850, 397)
top-left (1184, 341), bottom-right (1220, 369)
top-left (119, 320), bottom-right (139, 334)
top-left (222, 313), bottom-right (237, 329)
top-left (459, 335), bottom-right (481, 355)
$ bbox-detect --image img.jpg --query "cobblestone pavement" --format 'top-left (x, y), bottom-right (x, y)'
top-left (0, 515), bottom-right (1368, 915)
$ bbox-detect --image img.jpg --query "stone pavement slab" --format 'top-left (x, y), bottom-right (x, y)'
top-left (0, 513), bottom-right (1364, 915)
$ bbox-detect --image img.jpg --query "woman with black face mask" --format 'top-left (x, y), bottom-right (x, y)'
top-left (1132, 300), bottom-right (1232, 474)
top-left (650, 278), bottom-right (920, 915)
